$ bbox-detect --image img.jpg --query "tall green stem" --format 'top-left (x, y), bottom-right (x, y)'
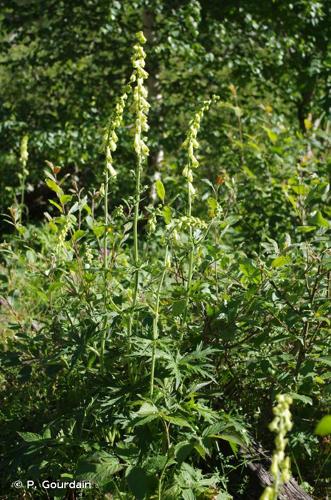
top-left (184, 185), bottom-right (193, 325)
top-left (150, 246), bottom-right (168, 397)
top-left (100, 168), bottom-right (108, 374)
top-left (20, 171), bottom-right (27, 223)
top-left (231, 86), bottom-right (245, 168)
top-left (103, 169), bottom-right (109, 270)
top-left (133, 158), bottom-right (141, 307)
top-left (128, 158), bottom-right (141, 346)
top-left (19, 135), bottom-right (29, 225)
top-left (100, 166), bottom-right (109, 374)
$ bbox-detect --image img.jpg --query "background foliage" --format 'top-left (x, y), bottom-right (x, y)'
top-left (1, 0), bottom-right (330, 215)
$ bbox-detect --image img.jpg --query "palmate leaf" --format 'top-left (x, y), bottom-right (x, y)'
top-left (130, 335), bottom-right (173, 359)
top-left (289, 392), bottom-right (313, 406)
top-left (182, 489), bottom-right (196, 500)
top-left (132, 401), bottom-right (160, 427)
top-left (137, 402), bottom-right (159, 416)
top-left (18, 432), bottom-right (44, 442)
top-left (76, 451), bottom-right (123, 489)
top-left (175, 441), bottom-right (195, 463)
top-left (133, 401), bottom-right (194, 431)
top-left (156, 345), bottom-right (216, 389)
top-left (144, 454), bottom-right (169, 473)
top-left (126, 466), bottom-right (157, 499)
top-left (163, 415), bottom-right (193, 429)
top-left (173, 462), bottom-right (221, 496)
top-left (182, 398), bottom-right (217, 424)
top-left (162, 485), bottom-right (182, 500)
top-left (134, 414), bottom-right (160, 427)
top-left (215, 492), bottom-right (233, 500)
top-left (202, 418), bottom-right (250, 447)
top-left (207, 433), bottom-right (243, 454)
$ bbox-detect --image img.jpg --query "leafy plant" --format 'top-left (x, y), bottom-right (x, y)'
top-left (0, 20), bottom-right (330, 500)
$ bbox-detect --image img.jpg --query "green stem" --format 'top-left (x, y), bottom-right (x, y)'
top-left (100, 323), bottom-right (107, 375)
top-left (183, 180), bottom-right (193, 326)
top-left (150, 246), bottom-right (168, 397)
top-left (103, 168), bottom-right (109, 270)
top-left (19, 164), bottom-right (27, 225)
top-left (234, 94), bottom-right (245, 168)
top-left (157, 425), bottom-right (170, 500)
top-left (128, 158), bottom-right (142, 364)
top-left (100, 166), bottom-right (109, 374)
top-left (20, 177), bottom-right (25, 224)
top-left (133, 158), bottom-right (141, 307)
top-left (157, 468), bottom-right (166, 500)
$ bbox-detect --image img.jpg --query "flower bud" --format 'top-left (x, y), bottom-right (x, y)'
top-left (20, 135), bottom-right (29, 165)
top-left (260, 394), bottom-right (293, 500)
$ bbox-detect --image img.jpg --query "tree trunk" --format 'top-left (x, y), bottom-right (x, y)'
top-left (243, 442), bottom-right (313, 500)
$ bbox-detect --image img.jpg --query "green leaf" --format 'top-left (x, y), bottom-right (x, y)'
top-left (163, 205), bottom-right (172, 225)
top-left (310, 211), bottom-right (329, 229)
top-left (182, 489), bottom-right (195, 500)
top-left (92, 225), bottom-right (105, 238)
top-left (163, 415), bottom-right (192, 429)
top-left (137, 402), bottom-right (158, 416)
top-left (286, 194), bottom-right (298, 210)
top-left (263, 126), bottom-right (278, 144)
top-left (172, 299), bottom-right (186, 316)
top-left (72, 230), bottom-right (85, 242)
top-left (316, 357), bottom-right (331, 367)
top-left (83, 204), bottom-right (92, 215)
top-left (175, 441), bottom-right (194, 463)
top-left (304, 117), bottom-right (313, 130)
top-left (315, 415), bottom-right (331, 436)
top-left (207, 197), bottom-right (218, 217)
top-left (68, 202), bottom-right (79, 214)
top-left (213, 433), bottom-right (246, 448)
top-left (271, 255), bottom-right (291, 268)
top-left (45, 178), bottom-right (63, 196)
top-left (134, 414), bottom-right (159, 426)
top-left (49, 200), bottom-right (63, 213)
top-left (193, 442), bottom-right (207, 458)
top-left (156, 179), bottom-right (165, 202)
top-left (43, 428), bottom-right (51, 439)
top-left (48, 220), bottom-right (58, 233)
top-left (76, 452), bottom-right (122, 488)
top-left (297, 225), bottom-right (317, 233)
top-left (292, 185), bottom-right (309, 196)
top-left (242, 165), bottom-right (257, 178)
top-left (86, 215), bottom-right (94, 229)
top-left (126, 466), bottom-right (156, 499)
top-left (59, 194), bottom-right (73, 205)
top-left (289, 393), bottom-right (313, 405)
top-left (18, 432), bottom-right (43, 442)
top-left (239, 259), bottom-right (261, 283)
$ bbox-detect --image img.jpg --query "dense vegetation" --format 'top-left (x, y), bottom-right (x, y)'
top-left (0, 1), bottom-right (330, 499)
